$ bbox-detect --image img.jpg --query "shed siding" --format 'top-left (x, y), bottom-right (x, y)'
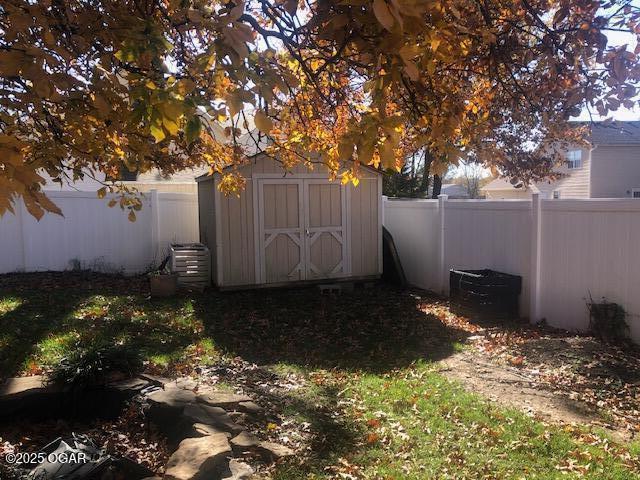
top-left (210, 154), bottom-right (380, 287)
top-left (590, 145), bottom-right (640, 198)
top-left (219, 186), bottom-right (255, 286)
top-left (197, 178), bottom-right (217, 282)
top-left (349, 178), bottom-right (379, 277)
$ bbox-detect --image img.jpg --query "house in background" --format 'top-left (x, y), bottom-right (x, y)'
top-left (440, 183), bottom-right (471, 199)
top-left (482, 121), bottom-right (640, 199)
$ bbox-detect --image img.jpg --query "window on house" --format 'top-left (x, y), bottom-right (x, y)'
top-left (553, 190), bottom-right (560, 199)
top-left (632, 189), bottom-right (640, 199)
top-left (566, 149), bottom-right (582, 169)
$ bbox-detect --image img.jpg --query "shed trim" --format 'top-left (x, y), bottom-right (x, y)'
top-left (213, 175), bottom-right (224, 286)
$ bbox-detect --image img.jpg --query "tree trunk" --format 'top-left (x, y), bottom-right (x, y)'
top-left (431, 174), bottom-right (442, 198)
top-left (419, 150), bottom-right (432, 197)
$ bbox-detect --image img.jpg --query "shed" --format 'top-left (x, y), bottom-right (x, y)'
top-left (196, 154), bottom-right (382, 288)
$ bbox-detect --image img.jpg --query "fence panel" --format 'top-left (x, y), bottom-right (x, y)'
top-left (444, 200), bottom-right (532, 314)
top-left (383, 199), bottom-right (440, 291)
top-left (539, 199), bottom-right (640, 340)
top-left (155, 192), bottom-right (200, 264)
top-left (0, 205), bottom-right (24, 273)
top-left (383, 196), bottom-right (640, 343)
top-left (0, 191), bottom-right (199, 274)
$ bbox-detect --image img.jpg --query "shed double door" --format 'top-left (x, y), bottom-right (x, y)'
top-left (256, 179), bottom-right (348, 284)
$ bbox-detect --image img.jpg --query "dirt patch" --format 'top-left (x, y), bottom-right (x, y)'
top-left (437, 331), bottom-right (640, 442)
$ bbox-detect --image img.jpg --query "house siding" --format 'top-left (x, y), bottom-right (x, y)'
top-left (590, 145), bottom-right (640, 198)
top-left (536, 147), bottom-right (591, 199)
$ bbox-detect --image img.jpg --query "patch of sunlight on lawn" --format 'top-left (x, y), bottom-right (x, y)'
top-left (0, 296), bottom-right (23, 316)
top-left (35, 331), bottom-right (81, 367)
top-left (347, 361), bottom-right (640, 479)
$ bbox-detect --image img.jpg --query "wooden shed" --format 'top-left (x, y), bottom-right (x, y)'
top-left (196, 154), bottom-right (382, 289)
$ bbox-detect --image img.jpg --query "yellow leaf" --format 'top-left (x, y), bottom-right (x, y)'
top-left (379, 138), bottom-right (396, 170)
top-left (254, 110), bottom-right (273, 134)
top-left (372, 0), bottom-right (394, 31)
top-left (162, 117), bottom-right (180, 135)
top-left (97, 187), bottom-right (107, 199)
top-left (128, 210), bottom-right (136, 222)
top-left (150, 124), bottom-right (165, 143)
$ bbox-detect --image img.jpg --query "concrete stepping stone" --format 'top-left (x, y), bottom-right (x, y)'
top-left (163, 434), bottom-right (231, 480)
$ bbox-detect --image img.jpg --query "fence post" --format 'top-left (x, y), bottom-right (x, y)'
top-left (150, 189), bottom-right (160, 265)
top-left (438, 194), bottom-right (448, 295)
top-left (529, 193), bottom-right (541, 322)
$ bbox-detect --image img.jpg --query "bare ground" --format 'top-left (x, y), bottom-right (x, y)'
top-left (436, 329), bottom-right (640, 443)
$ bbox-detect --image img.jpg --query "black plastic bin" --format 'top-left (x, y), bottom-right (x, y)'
top-left (449, 269), bottom-right (522, 319)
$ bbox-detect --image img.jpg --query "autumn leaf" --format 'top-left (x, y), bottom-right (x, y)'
top-left (372, 0), bottom-right (394, 31)
top-left (254, 110), bottom-right (273, 134)
top-left (185, 116), bottom-right (202, 144)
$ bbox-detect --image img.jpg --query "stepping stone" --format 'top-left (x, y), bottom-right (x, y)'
top-left (138, 373), bottom-right (172, 387)
top-left (191, 423), bottom-right (231, 438)
top-left (147, 387), bottom-right (196, 410)
top-left (237, 401), bottom-right (263, 416)
top-left (164, 434), bottom-right (231, 480)
top-left (0, 376), bottom-right (49, 399)
top-left (0, 376), bottom-right (64, 417)
top-left (108, 377), bottom-right (149, 392)
top-left (196, 390), bottom-right (252, 409)
top-left (230, 431), bottom-right (260, 451)
top-left (257, 441), bottom-right (295, 460)
top-left (183, 404), bottom-right (244, 434)
top-left (221, 459), bottom-right (254, 480)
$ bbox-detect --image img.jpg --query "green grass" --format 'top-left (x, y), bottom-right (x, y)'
top-left (1, 275), bottom-right (638, 479)
top-left (0, 290), bottom-right (208, 376)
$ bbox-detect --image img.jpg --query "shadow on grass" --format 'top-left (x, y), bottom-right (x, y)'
top-left (0, 272), bottom-right (200, 379)
top-left (0, 273), bottom-right (472, 478)
top-left (193, 285), bottom-right (469, 373)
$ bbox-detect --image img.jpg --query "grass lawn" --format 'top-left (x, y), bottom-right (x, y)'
top-left (1, 272), bottom-right (639, 479)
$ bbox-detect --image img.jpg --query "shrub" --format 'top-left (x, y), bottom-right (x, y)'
top-left (50, 343), bottom-right (143, 387)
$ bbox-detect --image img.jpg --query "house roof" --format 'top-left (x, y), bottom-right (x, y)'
top-left (482, 177), bottom-right (537, 192)
top-left (571, 121), bottom-right (640, 145)
top-left (440, 183), bottom-right (469, 197)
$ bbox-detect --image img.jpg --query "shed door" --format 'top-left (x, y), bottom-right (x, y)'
top-left (257, 179), bottom-right (348, 283)
top-left (304, 180), bottom-right (347, 280)
top-left (257, 179), bottom-right (305, 283)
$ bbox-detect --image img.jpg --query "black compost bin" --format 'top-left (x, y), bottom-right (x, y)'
top-left (449, 269), bottom-right (522, 319)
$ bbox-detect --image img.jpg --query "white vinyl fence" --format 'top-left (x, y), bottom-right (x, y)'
top-left (384, 195), bottom-right (640, 343)
top-left (0, 191), bottom-right (198, 274)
